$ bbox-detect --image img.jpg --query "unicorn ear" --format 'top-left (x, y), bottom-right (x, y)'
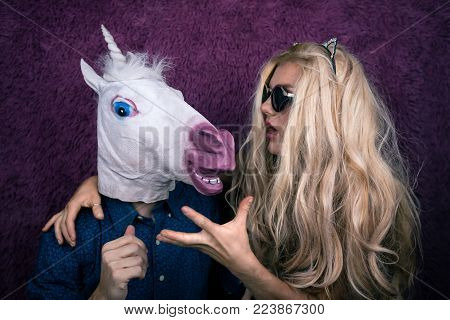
top-left (80, 59), bottom-right (107, 94)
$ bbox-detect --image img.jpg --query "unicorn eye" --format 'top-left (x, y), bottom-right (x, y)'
top-left (111, 96), bottom-right (138, 118)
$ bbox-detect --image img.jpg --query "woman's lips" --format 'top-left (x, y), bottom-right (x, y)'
top-left (266, 124), bottom-right (278, 140)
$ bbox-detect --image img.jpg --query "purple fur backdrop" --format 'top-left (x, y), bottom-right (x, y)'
top-left (0, 0), bottom-right (448, 299)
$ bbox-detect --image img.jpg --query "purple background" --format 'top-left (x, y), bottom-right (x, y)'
top-left (1, 0), bottom-right (449, 299)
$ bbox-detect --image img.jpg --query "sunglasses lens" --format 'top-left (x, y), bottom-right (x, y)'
top-left (272, 86), bottom-right (293, 112)
top-left (262, 84), bottom-right (270, 103)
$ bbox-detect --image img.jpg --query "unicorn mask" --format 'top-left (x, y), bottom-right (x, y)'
top-left (80, 25), bottom-right (235, 203)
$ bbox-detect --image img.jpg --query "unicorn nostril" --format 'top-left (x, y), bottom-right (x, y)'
top-left (197, 129), bottom-right (220, 143)
top-left (186, 124), bottom-right (236, 174)
top-left (191, 124), bottom-right (223, 152)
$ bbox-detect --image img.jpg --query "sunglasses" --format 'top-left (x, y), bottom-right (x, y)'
top-left (262, 83), bottom-right (295, 112)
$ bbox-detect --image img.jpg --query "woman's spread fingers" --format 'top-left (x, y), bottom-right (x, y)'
top-left (53, 214), bottom-right (64, 245)
top-left (235, 196), bottom-right (254, 223)
top-left (65, 211), bottom-right (77, 243)
top-left (157, 232), bottom-right (226, 266)
top-left (65, 201), bottom-right (82, 238)
top-left (42, 212), bottom-right (61, 232)
top-left (157, 229), bottom-right (204, 246)
top-left (60, 213), bottom-right (74, 247)
top-left (200, 248), bottom-right (224, 265)
top-left (180, 206), bottom-right (216, 232)
top-left (91, 202), bottom-right (104, 220)
top-left (155, 234), bottom-right (178, 245)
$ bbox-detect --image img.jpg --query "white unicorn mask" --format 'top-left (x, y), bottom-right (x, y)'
top-left (80, 25), bottom-right (235, 203)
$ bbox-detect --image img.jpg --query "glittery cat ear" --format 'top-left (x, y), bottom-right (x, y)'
top-left (322, 37), bottom-right (338, 73)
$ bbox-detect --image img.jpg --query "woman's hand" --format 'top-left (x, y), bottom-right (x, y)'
top-left (42, 175), bottom-right (103, 246)
top-left (156, 196), bottom-right (260, 278)
top-left (157, 196), bottom-right (310, 300)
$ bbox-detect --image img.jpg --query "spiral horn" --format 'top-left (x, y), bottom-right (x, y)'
top-left (101, 24), bottom-right (126, 75)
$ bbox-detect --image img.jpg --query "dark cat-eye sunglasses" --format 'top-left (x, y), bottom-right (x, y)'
top-left (261, 84), bottom-right (295, 113)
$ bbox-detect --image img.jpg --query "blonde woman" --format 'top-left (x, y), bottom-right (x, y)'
top-left (43, 39), bottom-right (421, 299)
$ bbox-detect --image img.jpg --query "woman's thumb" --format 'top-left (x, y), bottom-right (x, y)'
top-left (236, 196), bottom-right (253, 220)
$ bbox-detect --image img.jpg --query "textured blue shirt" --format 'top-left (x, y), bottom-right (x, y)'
top-left (27, 182), bottom-right (242, 299)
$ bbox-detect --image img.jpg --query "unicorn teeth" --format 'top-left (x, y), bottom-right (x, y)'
top-left (194, 171), bottom-right (222, 185)
top-left (204, 177), bottom-right (220, 185)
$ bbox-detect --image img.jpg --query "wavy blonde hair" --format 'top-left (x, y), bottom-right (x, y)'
top-left (227, 42), bottom-right (421, 299)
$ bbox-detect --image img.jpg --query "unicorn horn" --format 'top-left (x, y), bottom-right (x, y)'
top-left (101, 24), bottom-right (126, 67)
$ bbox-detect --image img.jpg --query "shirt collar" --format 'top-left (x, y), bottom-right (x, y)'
top-left (103, 196), bottom-right (139, 233)
top-left (104, 182), bottom-right (191, 232)
top-left (163, 181), bottom-right (193, 220)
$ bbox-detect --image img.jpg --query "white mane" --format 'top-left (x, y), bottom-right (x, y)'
top-left (100, 51), bottom-right (171, 83)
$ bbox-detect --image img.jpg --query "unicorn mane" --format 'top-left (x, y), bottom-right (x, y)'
top-left (100, 51), bottom-right (171, 83)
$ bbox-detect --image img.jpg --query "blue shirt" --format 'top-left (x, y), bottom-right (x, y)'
top-left (27, 182), bottom-right (242, 299)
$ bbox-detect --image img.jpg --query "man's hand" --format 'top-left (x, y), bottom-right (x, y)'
top-left (90, 225), bottom-right (148, 300)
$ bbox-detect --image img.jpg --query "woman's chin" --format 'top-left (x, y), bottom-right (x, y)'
top-left (267, 141), bottom-right (281, 155)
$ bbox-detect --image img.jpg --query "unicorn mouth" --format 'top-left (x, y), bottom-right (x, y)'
top-left (193, 170), bottom-right (222, 185)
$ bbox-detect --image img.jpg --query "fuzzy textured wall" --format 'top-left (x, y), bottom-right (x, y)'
top-left (0, 0), bottom-right (448, 299)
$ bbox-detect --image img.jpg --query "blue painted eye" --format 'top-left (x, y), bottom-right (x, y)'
top-left (113, 101), bottom-right (132, 117)
top-left (111, 96), bottom-right (138, 118)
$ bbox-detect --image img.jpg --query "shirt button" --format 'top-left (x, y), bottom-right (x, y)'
top-left (136, 216), bottom-right (144, 221)
top-left (159, 275), bottom-right (165, 282)
top-left (168, 213), bottom-right (172, 218)
top-left (155, 240), bottom-right (160, 245)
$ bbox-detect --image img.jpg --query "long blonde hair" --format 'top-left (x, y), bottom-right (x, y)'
top-left (227, 42), bottom-right (421, 299)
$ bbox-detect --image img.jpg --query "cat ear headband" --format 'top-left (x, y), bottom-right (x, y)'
top-left (292, 37), bottom-right (338, 74)
top-left (322, 37), bottom-right (338, 74)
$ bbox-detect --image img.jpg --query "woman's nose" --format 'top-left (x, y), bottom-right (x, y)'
top-left (260, 98), bottom-right (276, 116)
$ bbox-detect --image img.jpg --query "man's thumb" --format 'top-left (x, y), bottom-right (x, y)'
top-left (124, 225), bottom-right (135, 236)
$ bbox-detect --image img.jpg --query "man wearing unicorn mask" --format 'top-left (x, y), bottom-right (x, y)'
top-left (27, 25), bottom-right (240, 299)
